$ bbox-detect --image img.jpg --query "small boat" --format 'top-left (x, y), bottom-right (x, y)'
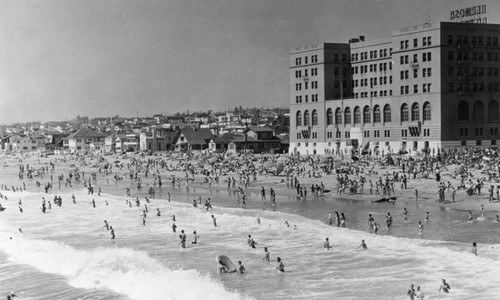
top-left (372, 196), bottom-right (397, 203)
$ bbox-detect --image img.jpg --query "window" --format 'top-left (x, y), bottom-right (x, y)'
top-left (448, 51), bottom-right (454, 61)
top-left (423, 102), bottom-right (431, 121)
top-left (296, 111), bottom-right (302, 126)
top-left (311, 110), bottom-right (318, 126)
top-left (401, 104), bottom-right (409, 122)
top-left (373, 105), bottom-right (381, 123)
top-left (448, 35), bottom-right (453, 45)
top-left (304, 110), bottom-right (310, 125)
top-left (411, 103), bottom-right (420, 121)
top-left (414, 38), bottom-right (418, 48)
top-left (352, 106), bottom-right (361, 124)
top-left (335, 108), bottom-right (342, 125)
top-left (344, 107), bottom-right (352, 124)
top-left (363, 106), bottom-right (371, 124)
top-left (383, 105), bottom-right (391, 123)
top-left (414, 84), bottom-right (418, 94)
top-left (326, 108), bottom-right (333, 125)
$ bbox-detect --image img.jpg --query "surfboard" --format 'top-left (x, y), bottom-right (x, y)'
top-left (216, 255), bottom-right (236, 273)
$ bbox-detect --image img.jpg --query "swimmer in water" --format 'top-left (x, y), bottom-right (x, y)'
top-left (357, 239), bottom-right (368, 250)
top-left (468, 211), bottom-right (473, 222)
top-left (257, 215), bottom-right (261, 225)
top-left (237, 261), bottom-right (246, 274)
top-left (496, 215), bottom-right (500, 222)
top-left (324, 237), bottom-right (332, 250)
top-left (157, 208), bottom-right (161, 217)
top-left (425, 212), bottom-right (430, 222)
top-left (418, 221), bottom-right (424, 234)
top-left (276, 257), bottom-right (285, 272)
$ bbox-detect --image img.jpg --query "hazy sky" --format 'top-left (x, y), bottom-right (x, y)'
top-left (1, 0), bottom-right (499, 124)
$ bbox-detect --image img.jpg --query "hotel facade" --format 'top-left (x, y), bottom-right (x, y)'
top-left (289, 22), bottom-right (500, 155)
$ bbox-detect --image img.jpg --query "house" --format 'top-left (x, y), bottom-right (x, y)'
top-left (104, 134), bottom-right (117, 153)
top-left (140, 127), bottom-right (179, 153)
top-left (210, 129), bottom-right (281, 154)
top-left (66, 128), bottom-right (108, 153)
top-left (3, 134), bottom-right (36, 152)
top-left (174, 128), bottom-right (214, 152)
top-left (43, 132), bottom-right (68, 151)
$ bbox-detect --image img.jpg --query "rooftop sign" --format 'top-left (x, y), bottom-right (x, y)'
top-left (450, 4), bottom-right (487, 24)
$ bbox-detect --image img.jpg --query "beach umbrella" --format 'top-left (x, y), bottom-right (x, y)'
top-left (276, 163), bottom-right (284, 174)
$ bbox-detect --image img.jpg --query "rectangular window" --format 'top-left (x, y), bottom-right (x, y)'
top-left (448, 35), bottom-right (453, 45)
top-left (414, 38), bottom-right (418, 48)
top-left (414, 84), bottom-right (418, 94)
top-left (448, 51), bottom-right (453, 61)
top-left (448, 82), bottom-right (454, 91)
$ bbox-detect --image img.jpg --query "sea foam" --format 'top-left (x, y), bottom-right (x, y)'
top-left (0, 223), bottom-right (246, 300)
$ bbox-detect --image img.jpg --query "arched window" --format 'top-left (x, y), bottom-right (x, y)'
top-left (304, 110), bottom-right (310, 126)
top-left (373, 105), bottom-right (381, 123)
top-left (423, 102), bottom-right (431, 121)
top-left (458, 101), bottom-right (469, 121)
top-left (488, 100), bottom-right (499, 123)
top-left (411, 103), bottom-right (420, 121)
top-left (472, 100), bottom-right (484, 123)
top-left (296, 110), bottom-right (302, 126)
top-left (344, 107), bottom-right (351, 124)
top-left (401, 103), bottom-right (409, 122)
top-left (326, 108), bottom-right (333, 125)
top-left (383, 105), bottom-right (391, 123)
top-left (363, 106), bottom-right (371, 124)
top-left (312, 109), bottom-right (318, 126)
top-left (335, 108), bottom-right (342, 124)
top-left (353, 106), bottom-right (361, 124)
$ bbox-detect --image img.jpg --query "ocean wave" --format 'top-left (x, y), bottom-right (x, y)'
top-left (0, 224), bottom-right (246, 300)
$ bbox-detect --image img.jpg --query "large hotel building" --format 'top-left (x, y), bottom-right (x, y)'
top-left (289, 22), bottom-right (500, 155)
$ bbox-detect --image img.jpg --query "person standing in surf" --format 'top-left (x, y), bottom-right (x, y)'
top-left (324, 237), bottom-right (332, 250)
top-left (110, 226), bottom-right (115, 240)
top-left (471, 242), bottom-right (478, 256)
top-left (357, 240), bottom-right (368, 250)
top-left (439, 279), bottom-right (451, 293)
top-left (237, 261), bottom-right (246, 274)
top-left (263, 247), bottom-right (270, 262)
top-left (212, 215), bottom-right (217, 227)
top-left (276, 257), bottom-right (285, 272)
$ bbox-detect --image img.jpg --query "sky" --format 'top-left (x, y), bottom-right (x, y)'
top-left (1, 0), bottom-right (499, 124)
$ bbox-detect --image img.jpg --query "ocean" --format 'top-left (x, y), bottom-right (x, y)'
top-left (1, 158), bottom-right (500, 299)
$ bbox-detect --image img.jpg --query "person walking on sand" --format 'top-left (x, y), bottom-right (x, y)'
top-left (261, 186), bottom-right (266, 201)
